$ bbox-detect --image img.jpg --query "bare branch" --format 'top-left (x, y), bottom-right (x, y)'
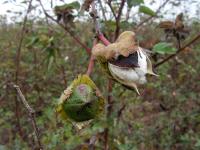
top-left (154, 33), bottom-right (200, 68)
top-left (114, 0), bottom-right (126, 40)
top-left (107, 0), bottom-right (117, 20)
top-left (14, 0), bottom-right (33, 138)
top-left (86, 39), bottom-right (97, 76)
top-left (136, 0), bottom-right (170, 30)
top-left (13, 84), bottom-right (43, 150)
top-left (98, 0), bottom-right (107, 21)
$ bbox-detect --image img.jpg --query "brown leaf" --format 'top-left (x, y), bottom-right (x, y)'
top-left (158, 21), bottom-right (174, 29)
top-left (183, 47), bottom-right (192, 53)
top-left (175, 13), bottom-right (184, 30)
top-left (140, 38), bottom-right (160, 49)
top-left (81, 0), bottom-right (94, 11)
top-left (92, 31), bottom-right (139, 60)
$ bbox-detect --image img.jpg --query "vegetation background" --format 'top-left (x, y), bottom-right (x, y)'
top-left (0, 0), bottom-right (200, 149)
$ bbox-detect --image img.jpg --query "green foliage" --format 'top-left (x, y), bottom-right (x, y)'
top-left (0, 1), bottom-right (200, 150)
top-left (153, 42), bottom-right (177, 54)
top-left (139, 5), bottom-right (156, 16)
top-left (127, 0), bottom-right (144, 8)
top-left (54, 1), bottom-right (80, 12)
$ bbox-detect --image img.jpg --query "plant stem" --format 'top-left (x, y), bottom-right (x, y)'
top-left (14, 0), bottom-right (33, 138)
top-left (13, 84), bottom-right (43, 150)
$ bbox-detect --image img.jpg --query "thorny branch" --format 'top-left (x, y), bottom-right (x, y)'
top-left (14, 0), bottom-right (33, 137)
top-left (154, 33), bottom-right (200, 68)
top-left (13, 84), bottom-right (43, 150)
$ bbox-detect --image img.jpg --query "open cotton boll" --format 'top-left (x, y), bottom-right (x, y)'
top-left (134, 47), bottom-right (148, 84)
top-left (135, 47), bottom-right (148, 75)
top-left (108, 63), bottom-right (140, 83)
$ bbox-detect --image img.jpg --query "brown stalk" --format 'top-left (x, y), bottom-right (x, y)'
top-left (114, 0), bottom-right (126, 40)
top-left (107, 0), bottom-right (117, 20)
top-left (14, 0), bottom-right (33, 138)
top-left (13, 84), bottom-right (43, 150)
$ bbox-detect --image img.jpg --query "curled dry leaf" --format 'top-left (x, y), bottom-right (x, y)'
top-left (175, 13), bottom-right (184, 30)
top-left (92, 31), bottom-right (138, 60)
top-left (158, 21), bottom-right (174, 29)
top-left (159, 13), bottom-right (190, 40)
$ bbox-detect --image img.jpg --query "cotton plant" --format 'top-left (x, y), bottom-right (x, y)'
top-left (92, 31), bottom-right (158, 94)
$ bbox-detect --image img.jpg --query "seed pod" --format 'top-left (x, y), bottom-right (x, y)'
top-left (57, 74), bottom-right (105, 128)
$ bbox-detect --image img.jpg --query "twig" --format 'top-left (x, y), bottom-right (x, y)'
top-left (154, 33), bottom-right (200, 68)
top-left (117, 103), bottom-right (126, 122)
top-left (107, 0), bottom-right (117, 20)
top-left (86, 39), bottom-right (97, 76)
top-left (38, 0), bottom-right (91, 54)
top-left (98, 0), bottom-right (107, 21)
top-left (114, 0), bottom-right (126, 40)
top-left (104, 128), bottom-right (109, 150)
top-left (135, 0), bottom-right (170, 30)
top-left (14, 0), bottom-right (33, 138)
top-left (13, 84), bottom-right (43, 150)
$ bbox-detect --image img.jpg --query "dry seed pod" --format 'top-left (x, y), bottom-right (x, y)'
top-left (175, 13), bottom-right (184, 30)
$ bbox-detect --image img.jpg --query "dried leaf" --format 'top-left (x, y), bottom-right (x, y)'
top-left (81, 0), bottom-right (94, 11)
top-left (158, 21), bottom-right (174, 29)
top-left (175, 13), bottom-right (184, 30)
top-left (92, 31), bottom-right (138, 60)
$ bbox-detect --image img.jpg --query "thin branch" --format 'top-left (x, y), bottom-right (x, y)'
top-left (13, 84), bottom-right (43, 150)
top-left (117, 103), bottom-right (126, 123)
top-left (98, 0), bottom-right (107, 21)
top-left (14, 0), bottom-right (33, 137)
top-left (107, 0), bottom-right (117, 20)
top-left (114, 0), bottom-right (126, 40)
top-left (135, 0), bottom-right (170, 30)
top-left (91, 1), bottom-right (111, 45)
top-left (38, 0), bottom-right (91, 54)
top-left (154, 33), bottom-right (200, 68)
top-left (86, 40), bottom-right (97, 76)
top-left (104, 128), bottom-right (109, 150)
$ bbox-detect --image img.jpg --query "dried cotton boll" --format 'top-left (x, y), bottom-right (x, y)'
top-left (92, 31), bottom-right (157, 94)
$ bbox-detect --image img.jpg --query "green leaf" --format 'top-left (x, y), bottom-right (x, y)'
top-left (26, 36), bottom-right (39, 48)
top-left (67, 1), bottom-right (80, 10)
top-left (153, 42), bottom-right (177, 54)
top-left (127, 0), bottom-right (144, 8)
top-left (139, 5), bottom-right (156, 16)
top-left (54, 1), bottom-right (80, 11)
top-left (48, 56), bottom-right (54, 71)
